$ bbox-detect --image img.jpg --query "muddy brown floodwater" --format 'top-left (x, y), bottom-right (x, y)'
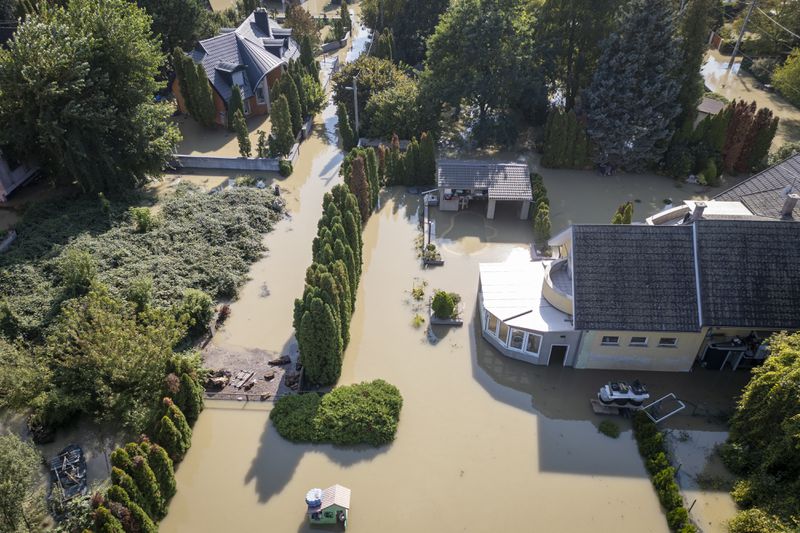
top-left (161, 9), bottom-right (746, 532)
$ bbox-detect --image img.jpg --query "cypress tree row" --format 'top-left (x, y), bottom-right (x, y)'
top-left (294, 185), bottom-right (363, 386)
top-left (94, 506), bottom-right (125, 533)
top-left (281, 74), bottom-right (303, 135)
top-left (378, 132), bottom-right (436, 186)
top-left (130, 455), bottom-right (165, 520)
top-left (337, 103), bottom-right (356, 151)
top-left (174, 372), bottom-right (204, 426)
top-left (193, 63), bottom-right (217, 127)
top-left (365, 148), bottom-right (380, 209)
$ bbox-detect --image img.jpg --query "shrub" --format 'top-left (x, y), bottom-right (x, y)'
top-left (731, 478), bottom-right (756, 508)
top-left (656, 477), bottom-right (683, 511)
top-left (271, 380), bottom-right (403, 446)
top-left (638, 432), bottom-right (665, 458)
top-left (598, 420), bottom-right (620, 438)
top-left (646, 452), bottom-right (670, 476)
top-left (129, 207), bottom-right (158, 233)
top-left (60, 249), bottom-right (96, 296)
top-left (174, 373), bottom-right (204, 426)
top-left (431, 290), bottom-right (455, 319)
top-left (667, 507), bottom-right (689, 530)
top-left (269, 393), bottom-right (322, 443)
top-left (728, 508), bottom-right (790, 533)
top-left (176, 289), bottom-right (213, 336)
top-left (279, 160), bottom-right (293, 177)
top-left (703, 159), bottom-right (719, 186)
top-left (679, 525), bottom-right (698, 533)
top-left (94, 506), bottom-right (125, 533)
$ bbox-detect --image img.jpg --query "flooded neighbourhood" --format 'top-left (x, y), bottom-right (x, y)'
top-left (159, 17), bottom-right (750, 531)
top-left (2, 0), bottom-right (797, 532)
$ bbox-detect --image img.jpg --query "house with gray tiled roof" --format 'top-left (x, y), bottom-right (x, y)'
top-left (172, 8), bottom-right (299, 127)
top-left (436, 160), bottom-right (533, 219)
top-left (478, 157), bottom-right (800, 371)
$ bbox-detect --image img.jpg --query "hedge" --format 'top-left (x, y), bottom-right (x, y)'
top-left (632, 411), bottom-right (695, 532)
top-left (270, 380), bottom-right (403, 447)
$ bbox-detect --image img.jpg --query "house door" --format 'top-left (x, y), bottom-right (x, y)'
top-left (549, 345), bottom-right (568, 366)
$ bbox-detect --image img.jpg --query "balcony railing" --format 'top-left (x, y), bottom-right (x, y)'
top-left (542, 258), bottom-right (573, 315)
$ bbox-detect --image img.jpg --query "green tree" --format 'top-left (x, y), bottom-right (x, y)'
top-left (130, 455), bottom-right (165, 520)
top-left (46, 284), bottom-right (185, 431)
top-left (0, 0), bottom-right (181, 192)
top-left (534, 0), bottom-right (622, 110)
top-left (227, 85), bottom-right (244, 131)
top-left (333, 56), bottom-right (406, 132)
top-left (233, 109), bottom-right (252, 157)
top-left (193, 63), bottom-right (217, 127)
top-left (768, 141), bottom-right (800, 165)
top-left (174, 372), bottom-right (204, 426)
top-left (723, 332), bottom-right (800, 522)
top-left (175, 288), bottom-right (213, 336)
top-left (291, 67), bottom-right (309, 118)
top-left (0, 339), bottom-right (51, 411)
top-left (256, 130), bottom-right (268, 158)
top-left (281, 73), bottom-right (303, 135)
top-left (362, 0), bottom-right (449, 65)
top-left (365, 148), bottom-right (380, 209)
top-left (154, 414), bottom-right (187, 462)
top-left (337, 102), bottom-right (356, 151)
top-left (269, 95), bottom-right (295, 157)
top-left (348, 155), bottom-right (372, 221)
top-left (340, 0), bottom-right (351, 31)
top-left (126, 276), bottom-right (153, 313)
top-left (373, 28), bottom-right (394, 60)
top-left (300, 35), bottom-right (318, 78)
top-left (111, 467), bottom-right (145, 511)
top-left (584, 0), bottom-right (682, 170)
top-left (533, 203), bottom-right (551, 248)
top-left (107, 485), bottom-right (157, 533)
top-left (0, 434), bottom-right (42, 532)
top-left (364, 77), bottom-right (423, 140)
top-left (419, 132), bottom-right (436, 184)
top-left (138, 0), bottom-right (207, 53)
top-left (673, 0), bottom-right (714, 129)
top-left (298, 297), bottom-right (343, 386)
top-left (773, 49), bottom-right (800, 107)
top-left (165, 398), bottom-right (192, 444)
top-left (740, 106), bottom-right (778, 172)
top-left (94, 506), bottom-right (125, 533)
top-left (284, 4), bottom-right (320, 47)
top-left (144, 443), bottom-right (176, 501)
top-left (722, 100), bottom-right (755, 173)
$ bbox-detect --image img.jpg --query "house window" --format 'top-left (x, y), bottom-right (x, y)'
top-left (256, 83), bottom-right (266, 104)
top-left (601, 336), bottom-right (620, 346)
top-left (243, 98), bottom-right (251, 115)
top-left (509, 329), bottom-right (525, 351)
top-left (323, 511), bottom-right (334, 518)
top-left (498, 322), bottom-right (509, 345)
top-left (525, 333), bottom-right (542, 355)
top-left (658, 337), bottom-right (678, 347)
top-left (486, 312), bottom-right (498, 336)
top-left (629, 336), bottom-right (648, 346)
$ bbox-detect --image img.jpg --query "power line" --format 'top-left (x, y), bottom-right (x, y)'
top-left (755, 6), bottom-right (800, 41)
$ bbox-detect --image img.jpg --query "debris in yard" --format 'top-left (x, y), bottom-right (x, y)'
top-left (269, 355), bottom-right (291, 366)
top-left (264, 369), bottom-right (276, 381)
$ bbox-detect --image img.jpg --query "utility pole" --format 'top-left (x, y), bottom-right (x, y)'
top-left (728, 0), bottom-right (757, 70)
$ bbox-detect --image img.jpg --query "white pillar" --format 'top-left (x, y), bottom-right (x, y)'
top-left (487, 199), bottom-right (496, 219)
top-left (520, 200), bottom-right (531, 220)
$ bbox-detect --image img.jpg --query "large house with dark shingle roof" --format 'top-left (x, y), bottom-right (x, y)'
top-left (478, 155), bottom-right (800, 372)
top-left (172, 8), bottom-right (299, 127)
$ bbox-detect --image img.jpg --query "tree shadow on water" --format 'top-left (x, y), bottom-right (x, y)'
top-left (244, 410), bottom-right (391, 505)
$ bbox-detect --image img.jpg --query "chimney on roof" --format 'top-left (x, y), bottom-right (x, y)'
top-left (781, 193), bottom-right (799, 219)
top-left (254, 7), bottom-right (271, 35)
top-left (691, 202), bottom-right (707, 222)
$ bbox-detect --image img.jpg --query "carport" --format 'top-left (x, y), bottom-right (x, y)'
top-left (436, 160), bottom-right (532, 219)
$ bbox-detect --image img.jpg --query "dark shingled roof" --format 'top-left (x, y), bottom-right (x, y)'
top-left (572, 225), bottom-right (700, 332)
top-left (715, 153), bottom-right (800, 220)
top-left (437, 160), bottom-right (532, 201)
top-left (190, 10), bottom-right (298, 104)
top-left (695, 220), bottom-right (800, 329)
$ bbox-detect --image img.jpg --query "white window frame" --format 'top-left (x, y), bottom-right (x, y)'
top-left (524, 332), bottom-right (542, 355)
top-left (601, 335), bottom-right (620, 346)
top-left (658, 337), bottom-right (678, 347)
top-left (629, 336), bottom-right (648, 347)
top-left (507, 328), bottom-right (526, 352)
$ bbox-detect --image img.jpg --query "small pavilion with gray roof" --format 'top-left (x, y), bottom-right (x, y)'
top-left (436, 160), bottom-right (532, 219)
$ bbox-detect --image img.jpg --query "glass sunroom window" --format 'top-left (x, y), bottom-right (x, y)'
top-left (509, 329), bottom-right (525, 350)
top-left (525, 333), bottom-right (542, 354)
top-left (486, 312), bottom-right (498, 335)
top-left (498, 322), bottom-right (509, 344)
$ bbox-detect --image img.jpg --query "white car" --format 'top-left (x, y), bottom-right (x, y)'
top-left (598, 380), bottom-right (649, 407)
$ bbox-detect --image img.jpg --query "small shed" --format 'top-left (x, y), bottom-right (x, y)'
top-left (307, 484), bottom-right (351, 528)
top-left (695, 97), bottom-right (726, 127)
top-left (436, 160), bottom-right (532, 219)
